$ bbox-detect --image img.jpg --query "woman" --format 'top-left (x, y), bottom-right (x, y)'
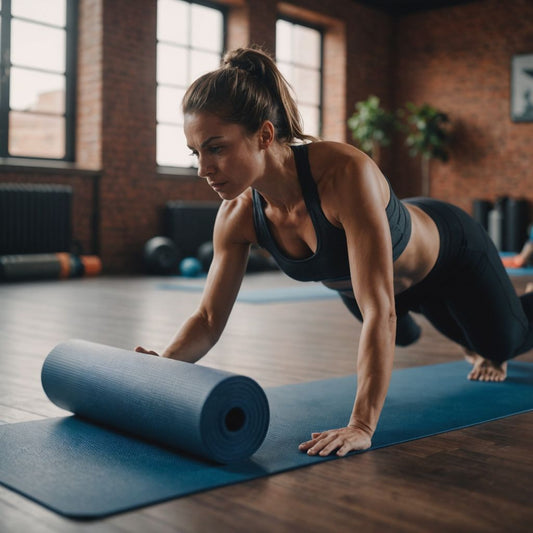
top-left (137, 47), bottom-right (533, 457)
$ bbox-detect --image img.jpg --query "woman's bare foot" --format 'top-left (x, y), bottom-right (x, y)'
top-left (464, 349), bottom-right (507, 381)
top-left (501, 255), bottom-right (526, 269)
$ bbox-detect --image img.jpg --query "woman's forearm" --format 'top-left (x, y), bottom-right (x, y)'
top-left (161, 309), bottom-right (221, 362)
top-left (349, 312), bottom-right (397, 434)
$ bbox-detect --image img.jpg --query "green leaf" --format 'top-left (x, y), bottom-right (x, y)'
top-left (347, 95), bottom-right (399, 156)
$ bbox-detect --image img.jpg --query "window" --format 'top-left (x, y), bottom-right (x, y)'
top-left (157, 0), bottom-right (225, 168)
top-left (276, 18), bottom-right (323, 138)
top-left (0, 0), bottom-right (77, 161)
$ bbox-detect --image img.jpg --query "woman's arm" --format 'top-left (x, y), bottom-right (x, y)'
top-left (137, 198), bottom-right (252, 362)
top-left (300, 149), bottom-right (397, 456)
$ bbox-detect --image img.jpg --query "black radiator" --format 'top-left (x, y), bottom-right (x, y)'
top-left (0, 183), bottom-right (72, 254)
top-left (164, 201), bottom-right (220, 257)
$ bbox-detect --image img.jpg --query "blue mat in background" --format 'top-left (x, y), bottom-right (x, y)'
top-left (157, 281), bottom-right (338, 303)
top-left (1, 354), bottom-right (533, 519)
top-left (158, 259), bottom-right (533, 303)
top-left (506, 267), bottom-right (533, 276)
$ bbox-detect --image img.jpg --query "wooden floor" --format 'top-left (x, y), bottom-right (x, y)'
top-left (1, 272), bottom-right (533, 532)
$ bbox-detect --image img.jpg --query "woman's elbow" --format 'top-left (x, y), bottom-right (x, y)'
top-left (195, 308), bottom-right (225, 346)
top-left (363, 303), bottom-right (396, 325)
top-left (363, 305), bottom-right (397, 339)
top-left (382, 308), bottom-right (397, 335)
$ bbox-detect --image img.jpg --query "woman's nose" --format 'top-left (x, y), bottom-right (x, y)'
top-left (197, 156), bottom-right (214, 179)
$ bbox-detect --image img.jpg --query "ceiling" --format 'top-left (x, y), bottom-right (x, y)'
top-left (352, 0), bottom-right (482, 16)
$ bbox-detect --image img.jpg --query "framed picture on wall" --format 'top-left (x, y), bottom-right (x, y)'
top-left (511, 53), bottom-right (533, 122)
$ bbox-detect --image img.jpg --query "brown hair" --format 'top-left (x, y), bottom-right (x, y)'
top-left (182, 47), bottom-right (314, 143)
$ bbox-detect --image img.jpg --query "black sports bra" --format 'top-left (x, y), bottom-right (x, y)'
top-left (252, 143), bottom-right (411, 283)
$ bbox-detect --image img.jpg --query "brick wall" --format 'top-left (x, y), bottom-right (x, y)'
top-left (392, 0), bottom-right (533, 218)
top-left (1, 0), bottom-right (530, 272)
top-left (57, 0), bottom-right (390, 272)
top-left (77, 0), bottom-right (103, 170)
top-left (96, 0), bottom-right (226, 270)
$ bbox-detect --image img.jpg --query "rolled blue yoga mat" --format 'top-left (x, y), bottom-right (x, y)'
top-left (41, 340), bottom-right (270, 464)
top-left (1, 342), bottom-right (533, 519)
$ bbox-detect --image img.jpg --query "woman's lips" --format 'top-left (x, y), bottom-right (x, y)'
top-left (210, 181), bottom-right (227, 191)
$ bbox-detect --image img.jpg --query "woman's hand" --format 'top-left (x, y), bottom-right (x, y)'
top-left (135, 346), bottom-right (160, 356)
top-left (299, 424), bottom-right (372, 457)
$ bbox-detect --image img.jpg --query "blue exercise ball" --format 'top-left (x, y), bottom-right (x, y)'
top-left (180, 257), bottom-right (202, 277)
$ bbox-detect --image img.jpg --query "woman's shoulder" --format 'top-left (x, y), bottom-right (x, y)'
top-left (306, 140), bottom-right (376, 186)
top-left (215, 190), bottom-right (256, 244)
top-left (304, 141), bottom-right (389, 217)
top-left (307, 140), bottom-right (366, 158)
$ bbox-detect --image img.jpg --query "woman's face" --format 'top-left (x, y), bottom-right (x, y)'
top-left (184, 111), bottom-right (266, 200)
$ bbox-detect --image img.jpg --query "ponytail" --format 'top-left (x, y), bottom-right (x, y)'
top-left (182, 46), bottom-right (314, 143)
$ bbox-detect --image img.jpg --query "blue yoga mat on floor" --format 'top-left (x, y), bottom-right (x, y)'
top-left (1, 341), bottom-right (533, 519)
top-left (157, 282), bottom-right (338, 303)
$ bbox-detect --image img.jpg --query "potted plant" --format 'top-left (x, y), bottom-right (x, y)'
top-left (402, 102), bottom-right (450, 197)
top-left (347, 95), bottom-right (399, 164)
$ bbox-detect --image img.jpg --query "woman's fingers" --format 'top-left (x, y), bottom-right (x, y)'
top-left (299, 431), bottom-right (340, 455)
top-left (299, 426), bottom-right (372, 457)
top-left (316, 435), bottom-right (345, 457)
top-left (135, 346), bottom-right (160, 356)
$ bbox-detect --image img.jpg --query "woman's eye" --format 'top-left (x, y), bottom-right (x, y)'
top-left (209, 146), bottom-right (223, 154)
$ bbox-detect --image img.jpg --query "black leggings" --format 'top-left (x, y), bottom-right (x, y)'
top-left (341, 198), bottom-right (533, 363)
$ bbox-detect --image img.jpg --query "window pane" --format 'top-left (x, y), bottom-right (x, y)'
top-left (157, 1), bottom-right (224, 167)
top-left (299, 104), bottom-right (319, 137)
top-left (276, 20), bottom-right (292, 63)
top-left (157, 86), bottom-right (184, 124)
top-left (276, 19), bottom-right (322, 137)
top-left (11, 20), bottom-right (66, 72)
top-left (12, 0), bottom-right (66, 27)
top-left (157, 124), bottom-right (194, 167)
top-left (190, 50), bottom-right (220, 82)
top-left (293, 25), bottom-right (321, 68)
top-left (277, 61), bottom-right (292, 82)
top-left (158, 0), bottom-right (188, 45)
top-left (157, 43), bottom-right (188, 86)
top-left (292, 67), bottom-right (320, 105)
top-left (9, 112), bottom-right (65, 158)
top-left (191, 4), bottom-right (222, 52)
top-left (10, 67), bottom-right (65, 113)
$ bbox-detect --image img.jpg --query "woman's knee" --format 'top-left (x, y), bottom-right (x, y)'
top-left (395, 313), bottom-right (421, 346)
top-left (341, 296), bottom-right (420, 346)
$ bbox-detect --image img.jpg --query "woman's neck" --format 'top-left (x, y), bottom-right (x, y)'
top-left (253, 142), bottom-right (302, 212)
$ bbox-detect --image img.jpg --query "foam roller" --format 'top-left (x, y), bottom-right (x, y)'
top-left (0, 254), bottom-right (102, 281)
top-left (0, 254), bottom-right (62, 280)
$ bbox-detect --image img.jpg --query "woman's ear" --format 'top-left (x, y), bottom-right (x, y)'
top-left (258, 121), bottom-right (275, 149)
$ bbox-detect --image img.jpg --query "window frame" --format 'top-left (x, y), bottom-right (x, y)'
top-left (276, 15), bottom-right (324, 138)
top-left (156, 0), bottom-right (227, 172)
top-left (0, 0), bottom-right (77, 162)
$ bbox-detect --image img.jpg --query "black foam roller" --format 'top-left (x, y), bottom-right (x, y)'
top-left (0, 254), bottom-right (62, 280)
top-left (505, 199), bottom-right (529, 253)
top-left (472, 200), bottom-right (493, 231)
